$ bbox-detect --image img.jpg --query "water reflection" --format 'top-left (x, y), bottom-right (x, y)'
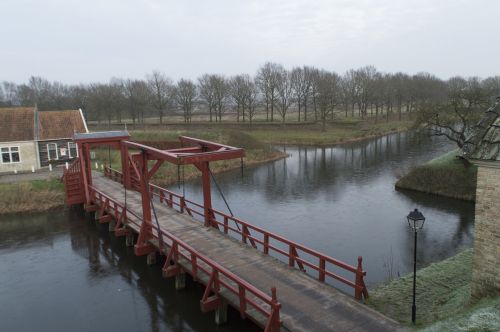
top-left (0, 131), bottom-right (476, 331)
top-left (177, 131), bottom-right (475, 285)
top-left (0, 210), bottom-right (258, 332)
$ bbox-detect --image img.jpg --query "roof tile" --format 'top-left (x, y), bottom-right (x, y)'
top-left (0, 107), bottom-right (35, 142)
top-left (38, 110), bottom-right (87, 140)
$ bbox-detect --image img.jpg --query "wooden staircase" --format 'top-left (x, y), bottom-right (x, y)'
top-left (63, 159), bottom-right (85, 205)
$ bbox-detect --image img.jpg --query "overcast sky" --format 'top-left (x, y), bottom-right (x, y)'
top-left (1, 0), bottom-right (499, 84)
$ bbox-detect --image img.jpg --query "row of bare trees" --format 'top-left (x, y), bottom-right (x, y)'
top-left (1, 63), bottom-right (499, 132)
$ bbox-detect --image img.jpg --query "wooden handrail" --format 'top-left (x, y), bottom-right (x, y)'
top-left (103, 166), bottom-right (368, 300)
top-left (88, 184), bottom-right (281, 330)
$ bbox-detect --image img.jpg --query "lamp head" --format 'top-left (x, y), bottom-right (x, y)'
top-left (407, 208), bottom-right (425, 231)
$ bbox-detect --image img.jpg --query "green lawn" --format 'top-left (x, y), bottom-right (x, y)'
top-left (245, 120), bottom-right (412, 145)
top-left (367, 249), bottom-right (499, 331)
top-left (396, 149), bottom-right (477, 201)
top-left (0, 177), bottom-right (64, 214)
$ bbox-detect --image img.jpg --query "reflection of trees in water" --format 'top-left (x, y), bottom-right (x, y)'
top-left (68, 218), bottom-right (188, 332)
top-left (68, 215), bottom-right (258, 332)
top-left (217, 131), bottom-right (454, 203)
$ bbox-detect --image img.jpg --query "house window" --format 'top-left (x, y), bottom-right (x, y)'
top-left (68, 142), bottom-right (78, 158)
top-left (47, 143), bottom-right (58, 160)
top-left (1, 146), bottom-right (21, 164)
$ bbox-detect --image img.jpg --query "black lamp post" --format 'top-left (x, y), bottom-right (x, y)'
top-left (407, 208), bottom-right (425, 324)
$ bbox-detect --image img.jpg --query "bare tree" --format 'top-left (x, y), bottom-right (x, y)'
top-left (3, 65), bottom-right (499, 130)
top-left (109, 78), bottom-right (126, 123)
top-left (230, 75), bottom-right (248, 122)
top-left (212, 75), bottom-right (228, 122)
top-left (256, 62), bottom-right (282, 121)
top-left (245, 78), bottom-right (260, 125)
top-left (291, 66), bottom-right (316, 122)
top-left (175, 79), bottom-right (197, 123)
top-left (87, 83), bottom-right (106, 124)
top-left (309, 68), bottom-right (321, 120)
top-left (371, 73), bottom-right (386, 122)
top-left (147, 70), bottom-right (173, 124)
top-left (316, 71), bottom-right (340, 130)
top-left (0, 84), bottom-right (5, 106)
top-left (198, 74), bottom-right (217, 122)
top-left (481, 75), bottom-right (500, 104)
top-left (2, 82), bottom-right (19, 106)
top-left (49, 81), bottom-right (69, 110)
top-left (124, 79), bottom-right (150, 124)
top-left (276, 68), bottom-right (293, 123)
top-left (417, 76), bottom-right (488, 148)
top-left (199, 74), bottom-right (228, 122)
top-left (341, 70), bottom-right (359, 117)
top-left (354, 66), bottom-right (377, 118)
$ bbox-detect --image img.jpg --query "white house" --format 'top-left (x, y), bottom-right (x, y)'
top-left (0, 106), bottom-right (88, 174)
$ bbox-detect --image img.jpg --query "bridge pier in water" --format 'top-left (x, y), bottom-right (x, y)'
top-left (62, 130), bottom-right (399, 332)
top-left (175, 272), bottom-right (186, 290)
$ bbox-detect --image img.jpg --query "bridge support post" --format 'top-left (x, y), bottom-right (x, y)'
top-left (215, 300), bottom-right (228, 325)
top-left (120, 144), bottom-right (130, 189)
top-left (132, 151), bottom-right (157, 257)
top-left (108, 220), bottom-right (116, 232)
top-left (125, 233), bottom-right (134, 247)
top-left (147, 252), bottom-right (156, 265)
top-left (175, 272), bottom-right (186, 290)
top-left (194, 161), bottom-right (216, 228)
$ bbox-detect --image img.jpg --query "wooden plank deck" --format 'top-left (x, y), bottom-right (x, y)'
top-left (91, 172), bottom-right (402, 332)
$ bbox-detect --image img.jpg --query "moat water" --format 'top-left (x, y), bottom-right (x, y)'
top-left (0, 131), bottom-right (474, 331)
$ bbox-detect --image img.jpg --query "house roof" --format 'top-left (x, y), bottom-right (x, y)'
top-left (74, 131), bottom-right (130, 141)
top-left (0, 107), bottom-right (35, 141)
top-left (0, 107), bottom-right (88, 143)
top-left (38, 110), bottom-right (87, 140)
top-left (462, 100), bottom-right (500, 161)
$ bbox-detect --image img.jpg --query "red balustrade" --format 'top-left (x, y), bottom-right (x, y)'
top-left (104, 166), bottom-right (368, 300)
top-left (88, 185), bottom-right (281, 331)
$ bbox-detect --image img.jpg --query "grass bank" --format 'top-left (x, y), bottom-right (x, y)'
top-left (395, 150), bottom-right (477, 201)
top-left (367, 249), bottom-right (500, 331)
top-left (245, 119), bottom-right (414, 145)
top-left (0, 178), bottom-right (65, 214)
top-left (91, 116), bottom-right (415, 146)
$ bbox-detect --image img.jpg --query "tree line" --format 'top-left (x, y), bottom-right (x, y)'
top-left (1, 63), bottom-right (499, 134)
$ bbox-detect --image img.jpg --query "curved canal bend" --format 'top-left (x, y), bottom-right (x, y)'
top-left (0, 131), bottom-right (474, 331)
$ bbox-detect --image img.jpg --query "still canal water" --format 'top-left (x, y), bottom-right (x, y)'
top-left (0, 131), bottom-right (474, 331)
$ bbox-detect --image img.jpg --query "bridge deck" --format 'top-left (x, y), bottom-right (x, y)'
top-left (92, 172), bottom-right (401, 332)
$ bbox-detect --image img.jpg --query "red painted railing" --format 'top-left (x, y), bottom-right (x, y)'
top-left (104, 166), bottom-right (369, 300)
top-left (103, 165), bottom-right (123, 183)
top-left (88, 185), bottom-right (281, 331)
top-left (63, 159), bottom-right (85, 205)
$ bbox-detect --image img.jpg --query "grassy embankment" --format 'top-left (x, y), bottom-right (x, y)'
top-left (395, 149), bottom-right (477, 201)
top-left (0, 178), bottom-right (65, 214)
top-left (93, 116), bottom-right (414, 146)
top-left (1, 117), bottom-right (413, 214)
top-left (367, 249), bottom-right (500, 331)
top-left (245, 118), bottom-right (413, 145)
top-left (94, 117), bottom-right (412, 184)
top-left (95, 130), bottom-right (287, 186)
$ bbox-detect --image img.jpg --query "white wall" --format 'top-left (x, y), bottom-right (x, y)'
top-left (0, 141), bottom-right (39, 173)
